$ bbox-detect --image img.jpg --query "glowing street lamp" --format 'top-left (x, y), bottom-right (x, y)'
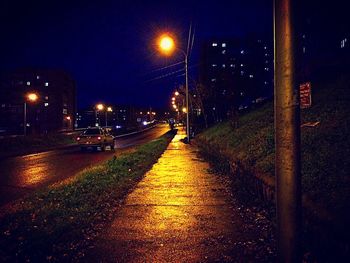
top-left (158, 33), bottom-right (190, 142)
top-left (158, 34), bottom-right (175, 55)
top-left (105, 106), bottom-right (113, 127)
top-left (175, 91), bottom-right (179, 96)
top-left (24, 92), bottom-right (39, 136)
top-left (95, 103), bottom-right (104, 126)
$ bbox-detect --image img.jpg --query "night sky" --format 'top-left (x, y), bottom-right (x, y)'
top-left (0, 0), bottom-right (277, 109)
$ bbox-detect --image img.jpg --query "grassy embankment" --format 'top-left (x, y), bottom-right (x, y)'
top-left (0, 133), bottom-right (76, 159)
top-left (0, 130), bottom-right (176, 261)
top-left (196, 76), bottom-right (350, 258)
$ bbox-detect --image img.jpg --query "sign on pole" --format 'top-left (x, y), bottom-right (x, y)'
top-left (300, 82), bottom-right (312, 109)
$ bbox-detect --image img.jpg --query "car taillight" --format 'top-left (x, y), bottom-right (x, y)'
top-left (76, 137), bottom-right (81, 141)
top-left (97, 136), bottom-right (101, 140)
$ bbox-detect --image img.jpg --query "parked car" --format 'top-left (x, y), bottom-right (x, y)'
top-left (76, 127), bottom-right (115, 151)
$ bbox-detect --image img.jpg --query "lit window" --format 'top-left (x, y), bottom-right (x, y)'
top-left (222, 43), bottom-right (226, 47)
top-left (36, 75), bottom-right (40, 80)
top-left (222, 50), bottom-right (226, 54)
top-left (44, 103), bottom-right (49, 107)
top-left (230, 64), bottom-right (234, 67)
top-left (211, 78), bottom-right (216, 82)
top-left (45, 82), bottom-right (49, 87)
top-left (222, 64), bottom-right (226, 68)
top-left (240, 64), bottom-right (244, 67)
top-left (249, 74), bottom-right (254, 78)
top-left (240, 71), bottom-right (244, 76)
top-left (264, 81), bottom-right (268, 85)
top-left (265, 67), bottom-right (269, 71)
top-left (264, 46), bottom-right (267, 50)
top-left (265, 60), bottom-right (269, 64)
top-left (240, 50), bottom-right (244, 54)
top-left (26, 81), bottom-right (30, 86)
top-left (212, 42), bottom-right (218, 47)
top-left (303, 47), bottom-right (306, 53)
top-left (265, 53), bottom-right (268, 57)
top-left (212, 64), bottom-right (217, 67)
top-left (45, 96), bottom-right (49, 100)
top-left (240, 92), bottom-right (244, 96)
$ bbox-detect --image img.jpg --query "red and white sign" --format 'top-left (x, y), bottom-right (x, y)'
top-left (300, 82), bottom-right (312, 109)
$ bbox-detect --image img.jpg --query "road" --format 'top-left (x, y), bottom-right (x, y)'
top-left (0, 125), bottom-right (170, 207)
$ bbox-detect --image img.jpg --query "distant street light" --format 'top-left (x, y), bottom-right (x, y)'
top-left (95, 103), bottom-right (104, 126)
top-left (106, 106), bottom-right (113, 127)
top-left (175, 91), bottom-right (179, 96)
top-left (158, 33), bottom-right (190, 142)
top-left (24, 92), bottom-right (39, 136)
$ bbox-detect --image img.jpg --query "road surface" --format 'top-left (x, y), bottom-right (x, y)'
top-left (0, 125), bottom-right (170, 207)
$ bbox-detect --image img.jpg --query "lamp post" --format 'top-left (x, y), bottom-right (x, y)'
top-left (106, 106), bottom-right (112, 127)
top-left (95, 103), bottom-right (104, 126)
top-left (159, 34), bottom-right (190, 142)
top-left (24, 93), bottom-right (39, 136)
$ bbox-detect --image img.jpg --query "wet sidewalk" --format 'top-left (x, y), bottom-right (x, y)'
top-left (90, 131), bottom-right (274, 262)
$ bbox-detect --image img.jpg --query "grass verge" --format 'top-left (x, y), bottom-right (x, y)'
top-left (196, 75), bottom-right (350, 260)
top-left (0, 130), bottom-right (176, 261)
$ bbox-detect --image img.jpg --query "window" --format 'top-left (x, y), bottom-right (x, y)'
top-left (240, 64), bottom-right (244, 67)
top-left (222, 50), bottom-right (226, 54)
top-left (303, 46), bottom-right (306, 53)
top-left (211, 78), bottom-right (216, 82)
top-left (44, 103), bottom-right (49, 107)
top-left (240, 50), bottom-right (244, 54)
top-left (240, 71), bottom-right (244, 76)
top-left (222, 43), bottom-right (226, 47)
top-left (212, 42), bottom-right (218, 47)
top-left (265, 67), bottom-right (269, 71)
top-left (341, 38), bottom-right (347, 48)
top-left (26, 81), bottom-right (30, 86)
top-left (230, 64), bottom-right (235, 68)
top-left (249, 74), bottom-right (254, 78)
top-left (222, 64), bottom-right (226, 68)
top-left (264, 46), bottom-right (267, 50)
top-left (36, 75), bottom-right (40, 80)
top-left (45, 82), bottom-right (49, 87)
top-left (212, 64), bottom-right (217, 67)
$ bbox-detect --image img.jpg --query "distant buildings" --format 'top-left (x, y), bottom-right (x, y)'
top-left (199, 38), bottom-right (273, 123)
top-left (0, 69), bottom-right (76, 135)
top-left (76, 105), bottom-right (162, 132)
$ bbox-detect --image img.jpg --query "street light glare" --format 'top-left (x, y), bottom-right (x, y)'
top-left (107, 106), bottom-right (113, 112)
top-left (159, 35), bottom-right (174, 54)
top-left (27, 93), bottom-right (38, 102)
top-left (96, 104), bottom-right (104, 111)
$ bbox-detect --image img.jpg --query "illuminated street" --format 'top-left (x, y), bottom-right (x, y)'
top-left (0, 125), bottom-right (169, 206)
top-left (88, 131), bottom-right (275, 262)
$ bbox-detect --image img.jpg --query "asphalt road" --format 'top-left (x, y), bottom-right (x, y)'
top-left (0, 125), bottom-right (170, 207)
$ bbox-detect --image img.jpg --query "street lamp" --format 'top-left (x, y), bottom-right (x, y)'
top-left (95, 103), bottom-right (104, 126)
top-left (159, 34), bottom-right (190, 142)
top-left (106, 106), bottom-right (113, 127)
top-left (24, 92), bottom-right (39, 136)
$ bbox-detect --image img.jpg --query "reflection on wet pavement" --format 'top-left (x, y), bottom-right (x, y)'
top-left (0, 125), bottom-right (170, 207)
top-left (92, 131), bottom-right (245, 262)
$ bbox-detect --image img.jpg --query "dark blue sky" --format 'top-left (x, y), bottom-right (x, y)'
top-left (0, 0), bottom-right (273, 109)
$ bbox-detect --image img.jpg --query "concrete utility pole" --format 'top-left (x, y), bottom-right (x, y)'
top-left (274, 0), bottom-right (302, 262)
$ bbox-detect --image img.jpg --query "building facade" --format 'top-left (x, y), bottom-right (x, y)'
top-left (199, 38), bottom-right (273, 123)
top-left (0, 69), bottom-right (76, 135)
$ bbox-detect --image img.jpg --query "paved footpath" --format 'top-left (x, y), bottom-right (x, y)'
top-left (89, 131), bottom-right (275, 262)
